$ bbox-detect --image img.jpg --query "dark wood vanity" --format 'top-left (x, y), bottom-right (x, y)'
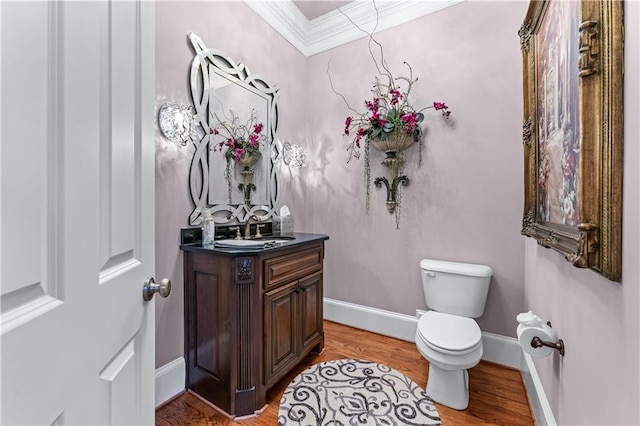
top-left (180, 232), bottom-right (328, 418)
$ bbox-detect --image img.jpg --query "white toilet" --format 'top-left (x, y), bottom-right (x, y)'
top-left (415, 259), bottom-right (493, 410)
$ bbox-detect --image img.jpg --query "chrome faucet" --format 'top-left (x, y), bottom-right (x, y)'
top-left (243, 215), bottom-right (258, 239)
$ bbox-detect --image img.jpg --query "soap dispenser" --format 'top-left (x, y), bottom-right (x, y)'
top-left (202, 209), bottom-right (214, 247)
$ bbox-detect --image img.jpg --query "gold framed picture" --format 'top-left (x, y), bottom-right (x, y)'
top-left (519, 0), bottom-right (624, 281)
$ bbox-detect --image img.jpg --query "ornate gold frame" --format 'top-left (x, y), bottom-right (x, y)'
top-left (519, 0), bottom-right (624, 281)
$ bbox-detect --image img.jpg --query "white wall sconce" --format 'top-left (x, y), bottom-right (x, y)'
top-left (282, 141), bottom-right (307, 168)
top-left (158, 102), bottom-right (197, 146)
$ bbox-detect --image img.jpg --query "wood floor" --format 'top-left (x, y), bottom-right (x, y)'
top-left (156, 320), bottom-right (534, 425)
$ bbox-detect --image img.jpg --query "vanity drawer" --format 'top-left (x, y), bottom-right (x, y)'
top-left (264, 246), bottom-right (323, 290)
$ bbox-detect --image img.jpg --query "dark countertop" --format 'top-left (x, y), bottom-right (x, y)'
top-left (180, 232), bottom-right (329, 256)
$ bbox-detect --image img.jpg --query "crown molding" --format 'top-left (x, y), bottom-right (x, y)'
top-left (244, 1), bottom-right (310, 54)
top-left (243, 0), bottom-right (466, 57)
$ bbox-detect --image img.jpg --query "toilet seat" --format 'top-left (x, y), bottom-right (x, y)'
top-left (417, 311), bottom-right (482, 354)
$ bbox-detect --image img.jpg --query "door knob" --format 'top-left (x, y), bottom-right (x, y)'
top-left (143, 277), bottom-right (171, 301)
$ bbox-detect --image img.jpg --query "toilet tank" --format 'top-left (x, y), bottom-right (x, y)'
top-left (420, 259), bottom-right (493, 318)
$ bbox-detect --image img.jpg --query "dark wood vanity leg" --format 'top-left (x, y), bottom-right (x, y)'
top-left (233, 257), bottom-right (261, 416)
top-left (311, 332), bottom-right (325, 355)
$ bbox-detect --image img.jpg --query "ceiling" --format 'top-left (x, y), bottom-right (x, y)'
top-left (244, 0), bottom-right (465, 57)
top-left (292, 1), bottom-right (354, 21)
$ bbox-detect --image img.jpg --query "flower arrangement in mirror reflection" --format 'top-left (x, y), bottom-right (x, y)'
top-left (210, 109), bottom-right (265, 203)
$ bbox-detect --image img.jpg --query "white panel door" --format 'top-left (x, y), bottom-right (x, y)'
top-left (0, 1), bottom-right (156, 425)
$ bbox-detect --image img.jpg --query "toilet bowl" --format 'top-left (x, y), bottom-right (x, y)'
top-left (416, 259), bottom-right (492, 410)
top-left (416, 311), bottom-right (483, 410)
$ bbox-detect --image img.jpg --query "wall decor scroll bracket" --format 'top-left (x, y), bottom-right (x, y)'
top-left (578, 20), bottom-right (599, 77)
top-left (238, 183), bottom-right (256, 207)
top-left (371, 150), bottom-right (410, 214)
top-left (374, 175), bottom-right (409, 214)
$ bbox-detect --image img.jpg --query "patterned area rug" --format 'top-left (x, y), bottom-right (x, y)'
top-left (278, 359), bottom-right (441, 426)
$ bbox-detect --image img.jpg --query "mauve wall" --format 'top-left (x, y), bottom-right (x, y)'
top-left (523, 2), bottom-right (640, 425)
top-left (154, 0), bottom-right (527, 366)
top-left (303, 0), bottom-right (527, 336)
top-left (154, 1), bottom-right (639, 424)
top-left (154, 0), bottom-right (307, 368)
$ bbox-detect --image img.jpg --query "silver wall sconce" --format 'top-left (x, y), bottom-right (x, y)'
top-left (158, 102), bottom-right (197, 146)
top-left (282, 141), bottom-right (307, 168)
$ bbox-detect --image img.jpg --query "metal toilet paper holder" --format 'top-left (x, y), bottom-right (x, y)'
top-left (530, 321), bottom-right (565, 356)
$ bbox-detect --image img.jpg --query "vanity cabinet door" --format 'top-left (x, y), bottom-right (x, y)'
top-left (298, 271), bottom-right (323, 353)
top-left (263, 271), bottom-right (324, 388)
top-left (264, 281), bottom-right (299, 388)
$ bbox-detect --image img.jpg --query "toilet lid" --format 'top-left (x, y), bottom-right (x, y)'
top-left (418, 311), bottom-right (482, 352)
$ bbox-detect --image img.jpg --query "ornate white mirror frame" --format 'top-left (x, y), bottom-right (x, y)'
top-left (187, 32), bottom-right (280, 226)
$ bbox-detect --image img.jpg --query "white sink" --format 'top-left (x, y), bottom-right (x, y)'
top-left (214, 239), bottom-right (277, 248)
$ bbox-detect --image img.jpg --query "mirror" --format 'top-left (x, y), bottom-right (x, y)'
top-left (187, 33), bottom-right (280, 225)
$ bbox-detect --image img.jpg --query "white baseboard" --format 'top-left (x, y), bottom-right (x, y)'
top-left (323, 297), bottom-right (418, 342)
top-left (521, 352), bottom-right (557, 426)
top-left (323, 297), bottom-right (553, 424)
top-left (480, 331), bottom-right (523, 369)
top-left (155, 357), bottom-right (185, 407)
top-left (323, 297), bottom-right (522, 367)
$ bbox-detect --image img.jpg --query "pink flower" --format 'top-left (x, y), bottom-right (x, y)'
top-left (344, 116), bottom-right (353, 135)
top-left (233, 148), bottom-right (245, 161)
top-left (389, 89), bottom-right (403, 106)
top-left (434, 102), bottom-right (452, 118)
top-left (210, 110), bottom-right (266, 168)
top-left (249, 133), bottom-right (259, 148)
top-left (365, 98), bottom-right (380, 113)
top-left (355, 127), bottom-right (366, 148)
top-left (401, 112), bottom-right (418, 132)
